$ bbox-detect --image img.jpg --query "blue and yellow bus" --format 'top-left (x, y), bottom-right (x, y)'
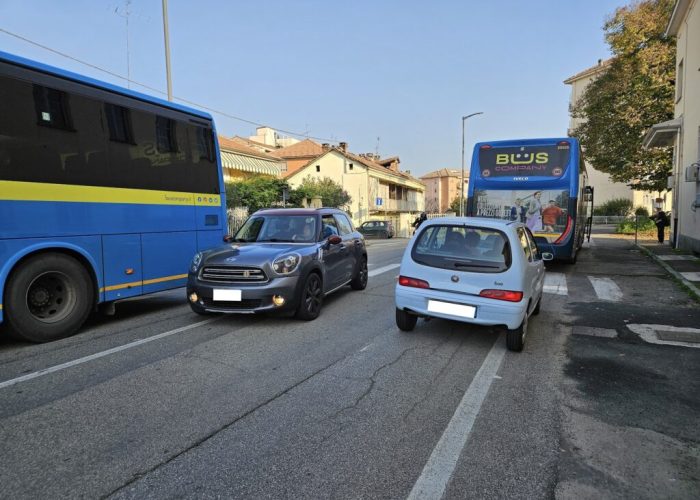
top-left (467, 138), bottom-right (593, 263)
top-left (0, 51), bottom-right (226, 342)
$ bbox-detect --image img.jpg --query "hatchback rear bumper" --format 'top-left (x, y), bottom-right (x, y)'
top-left (395, 285), bottom-right (527, 330)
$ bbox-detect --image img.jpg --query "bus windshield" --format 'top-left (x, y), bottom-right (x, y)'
top-left (473, 188), bottom-right (569, 243)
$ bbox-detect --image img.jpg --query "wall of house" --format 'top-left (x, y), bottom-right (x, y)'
top-left (286, 151), bottom-right (368, 224)
top-left (674, 1), bottom-right (700, 252)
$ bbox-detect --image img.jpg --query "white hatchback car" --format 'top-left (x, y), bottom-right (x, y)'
top-left (395, 217), bottom-right (552, 351)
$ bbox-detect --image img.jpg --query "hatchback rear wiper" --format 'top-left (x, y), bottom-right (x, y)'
top-left (454, 262), bottom-right (500, 269)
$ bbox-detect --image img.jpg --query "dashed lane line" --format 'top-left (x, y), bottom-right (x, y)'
top-left (368, 263), bottom-right (401, 278)
top-left (544, 272), bottom-right (568, 296)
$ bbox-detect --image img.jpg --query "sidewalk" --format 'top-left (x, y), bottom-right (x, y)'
top-left (635, 238), bottom-right (700, 301)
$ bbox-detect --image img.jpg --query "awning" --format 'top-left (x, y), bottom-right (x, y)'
top-left (642, 118), bottom-right (682, 148)
top-left (220, 151), bottom-right (281, 176)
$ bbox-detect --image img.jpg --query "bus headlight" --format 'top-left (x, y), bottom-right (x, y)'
top-left (272, 253), bottom-right (301, 275)
top-left (190, 252), bottom-right (203, 273)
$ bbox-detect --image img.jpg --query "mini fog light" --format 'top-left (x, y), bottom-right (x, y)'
top-left (272, 295), bottom-right (285, 307)
top-left (189, 292), bottom-right (198, 303)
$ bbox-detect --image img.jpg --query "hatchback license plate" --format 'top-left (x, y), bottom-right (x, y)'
top-left (213, 289), bottom-right (241, 302)
top-left (428, 300), bottom-right (476, 318)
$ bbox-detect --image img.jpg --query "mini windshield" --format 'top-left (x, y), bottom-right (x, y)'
top-left (234, 215), bottom-right (318, 243)
top-left (473, 189), bottom-right (569, 243)
top-left (412, 225), bottom-right (511, 273)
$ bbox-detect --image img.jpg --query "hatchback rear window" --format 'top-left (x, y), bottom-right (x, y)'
top-left (411, 225), bottom-right (511, 273)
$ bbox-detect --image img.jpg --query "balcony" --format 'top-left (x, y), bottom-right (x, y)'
top-left (370, 198), bottom-right (421, 212)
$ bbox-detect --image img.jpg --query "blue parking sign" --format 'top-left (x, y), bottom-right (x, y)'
top-left (376, 197), bottom-right (383, 206)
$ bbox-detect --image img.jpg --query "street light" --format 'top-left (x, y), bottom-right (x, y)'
top-left (461, 112), bottom-right (483, 216)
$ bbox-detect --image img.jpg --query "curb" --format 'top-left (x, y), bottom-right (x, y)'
top-left (635, 244), bottom-right (700, 301)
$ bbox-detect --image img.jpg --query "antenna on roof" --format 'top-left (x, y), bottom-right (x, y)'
top-left (375, 136), bottom-right (380, 156)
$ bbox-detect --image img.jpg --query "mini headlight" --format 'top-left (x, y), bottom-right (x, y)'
top-left (272, 253), bottom-right (301, 275)
top-left (190, 252), bottom-right (203, 273)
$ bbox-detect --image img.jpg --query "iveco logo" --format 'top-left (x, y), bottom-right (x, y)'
top-left (225, 257), bottom-right (237, 263)
top-left (451, 275), bottom-right (459, 283)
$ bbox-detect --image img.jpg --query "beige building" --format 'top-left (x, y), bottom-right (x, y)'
top-left (564, 60), bottom-right (668, 213)
top-left (285, 144), bottom-right (425, 237)
top-left (248, 126), bottom-right (299, 149)
top-left (644, 0), bottom-right (700, 252)
top-left (420, 168), bottom-right (468, 213)
top-left (218, 136), bottom-right (283, 181)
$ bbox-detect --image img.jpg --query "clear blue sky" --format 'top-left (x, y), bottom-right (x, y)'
top-left (1, 0), bottom-right (624, 177)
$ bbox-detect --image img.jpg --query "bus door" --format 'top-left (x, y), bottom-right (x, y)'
top-left (584, 186), bottom-right (594, 242)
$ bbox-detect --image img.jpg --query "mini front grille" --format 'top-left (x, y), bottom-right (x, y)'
top-left (202, 298), bottom-right (262, 310)
top-left (200, 266), bottom-right (268, 283)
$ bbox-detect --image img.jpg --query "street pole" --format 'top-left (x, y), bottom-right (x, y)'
top-left (162, 0), bottom-right (173, 101)
top-left (461, 112), bottom-right (484, 216)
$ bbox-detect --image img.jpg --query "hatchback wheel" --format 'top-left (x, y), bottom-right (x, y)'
top-left (396, 308), bottom-right (417, 331)
top-left (296, 273), bottom-right (323, 320)
top-left (350, 257), bottom-right (368, 290)
top-left (506, 314), bottom-right (527, 352)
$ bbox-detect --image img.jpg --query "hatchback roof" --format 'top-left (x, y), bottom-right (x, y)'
top-left (423, 216), bottom-right (520, 229)
top-left (254, 207), bottom-right (344, 216)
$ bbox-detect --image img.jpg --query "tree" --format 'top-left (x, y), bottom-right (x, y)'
top-left (289, 176), bottom-right (351, 208)
top-left (449, 196), bottom-right (462, 214)
top-left (571, 0), bottom-right (675, 191)
top-left (225, 175), bottom-right (288, 212)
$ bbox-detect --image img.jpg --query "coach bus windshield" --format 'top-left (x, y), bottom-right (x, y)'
top-left (473, 188), bottom-right (569, 243)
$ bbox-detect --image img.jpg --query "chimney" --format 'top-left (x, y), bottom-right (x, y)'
top-left (339, 142), bottom-right (347, 152)
top-left (322, 143), bottom-right (330, 152)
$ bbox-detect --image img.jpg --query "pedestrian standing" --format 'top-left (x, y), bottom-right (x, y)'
top-left (652, 208), bottom-right (669, 244)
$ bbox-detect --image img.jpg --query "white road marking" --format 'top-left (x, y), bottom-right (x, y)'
top-left (588, 276), bottom-right (623, 302)
top-left (407, 333), bottom-right (506, 500)
top-left (680, 272), bottom-right (700, 281)
top-left (359, 343), bottom-right (372, 352)
top-left (627, 324), bottom-right (700, 349)
top-left (543, 272), bottom-right (568, 296)
top-left (0, 317), bottom-right (220, 391)
top-left (368, 263), bottom-right (401, 277)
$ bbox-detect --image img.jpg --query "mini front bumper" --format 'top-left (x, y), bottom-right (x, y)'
top-left (395, 285), bottom-right (527, 330)
top-left (187, 273), bottom-right (301, 313)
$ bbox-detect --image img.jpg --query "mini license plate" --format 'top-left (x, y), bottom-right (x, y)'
top-left (427, 300), bottom-right (476, 319)
top-left (213, 289), bottom-right (242, 302)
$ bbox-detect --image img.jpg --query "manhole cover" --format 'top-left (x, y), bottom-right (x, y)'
top-left (656, 330), bottom-right (700, 343)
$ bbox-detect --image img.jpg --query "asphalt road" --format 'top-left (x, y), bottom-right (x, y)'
top-left (0, 235), bottom-right (698, 499)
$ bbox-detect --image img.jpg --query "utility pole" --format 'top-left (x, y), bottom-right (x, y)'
top-left (162, 0), bottom-right (173, 101)
top-left (461, 112), bottom-right (483, 216)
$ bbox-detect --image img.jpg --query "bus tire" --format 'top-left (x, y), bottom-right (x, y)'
top-left (5, 253), bottom-right (94, 343)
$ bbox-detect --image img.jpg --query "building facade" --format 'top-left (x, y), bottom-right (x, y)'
top-left (218, 136), bottom-right (283, 181)
top-left (564, 60), bottom-right (669, 213)
top-left (420, 168), bottom-right (468, 213)
top-left (285, 144), bottom-right (425, 237)
top-left (644, 0), bottom-right (700, 252)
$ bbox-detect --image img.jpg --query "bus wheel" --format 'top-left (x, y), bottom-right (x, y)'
top-left (6, 254), bottom-right (94, 343)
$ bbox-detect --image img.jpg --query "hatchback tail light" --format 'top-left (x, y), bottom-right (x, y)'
top-left (479, 289), bottom-right (523, 302)
top-left (398, 276), bottom-right (430, 289)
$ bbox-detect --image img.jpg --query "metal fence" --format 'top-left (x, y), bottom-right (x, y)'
top-left (591, 215), bottom-right (629, 224)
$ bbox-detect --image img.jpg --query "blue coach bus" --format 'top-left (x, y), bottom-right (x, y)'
top-left (467, 138), bottom-right (593, 263)
top-left (0, 51), bottom-right (226, 342)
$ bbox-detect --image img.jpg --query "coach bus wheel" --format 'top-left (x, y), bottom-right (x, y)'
top-left (6, 254), bottom-right (94, 343)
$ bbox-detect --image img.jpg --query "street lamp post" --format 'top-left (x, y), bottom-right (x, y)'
top-left (461, 112), bottom-right (483, 216)
top-left (162, 0), bottom-right (173, 101)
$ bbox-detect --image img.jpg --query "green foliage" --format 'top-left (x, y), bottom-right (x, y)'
top-left (594, 197), bottom-right (634, 216)
top-left (634, 205), bottom-right (650, 217)
top-left (225, 176), bottom-right (289, 212)
top-left (571, 0), bottom-right (675, 191)
top-left (289, 176), bottom-right (351, 208)
top-left (616, 218), bottom-right (656, 234)
top-left (449, 196), bottom-right (462, 214)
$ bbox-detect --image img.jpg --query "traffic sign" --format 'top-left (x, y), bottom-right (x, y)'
top-left (376, 197), bottom-right (383, 206)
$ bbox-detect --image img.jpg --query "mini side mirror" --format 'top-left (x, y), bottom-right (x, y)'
top-left (328, 235), bottom-right (342, 245)
top-left (541, 252), bottom-right (554, 261)
top-left (223, 235), bottom-right (235, 243)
